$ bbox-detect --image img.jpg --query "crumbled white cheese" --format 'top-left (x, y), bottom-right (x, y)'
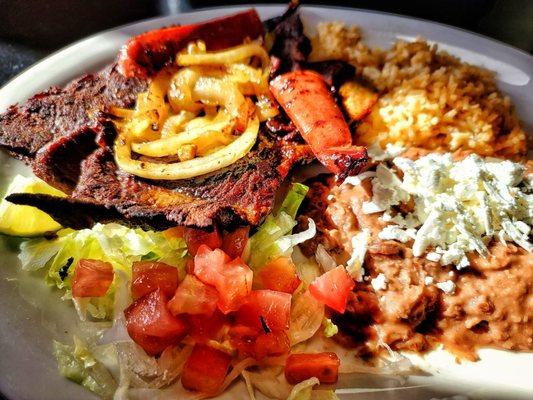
top-left (378, 225), bottom-right (415, 243)
top-left (362, 200), bottom-right (385, 214)
top-left (436, 280), bottom-right (456, 295)
top-left (426, 252), bottom-right (441, 262)
top-left (457, 255), bottom-right (470, 270)
top-left (363, 164), bottom-right (410, 215)
top-left (515, 220), bottom-right (531, 236)
top-left (380, 212), bottom-right (393, 222)
top-left (364, 152), bottom-right (532, 269)
top-left (367, 142), bottom-right (405, 161)
top-left (346, 229), bottom-right (370, 281)
top-left (501, 218), bottom-right (533, 252)
top-left (343, 171), bottom-right (377, 186)
top-left (371, 273), bottom-right (388, 291)
top-left (424, 276), bottom-right (434, 286)
top-left (484, 159), bottom-right (524, 186)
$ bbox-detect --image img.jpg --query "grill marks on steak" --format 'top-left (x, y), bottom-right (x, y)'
top-left (0, 64), bottom-right (146, 162)
top-left (11, 146), bottom-right (289, 229)
top-left (0, 8), bottom-right (317, 230)
top-left (33, 126), bottom-right (101, 194)
top-left (3, 107), bottom-right (294, 228)
top-left (0, 49), bottom-right (305, 229)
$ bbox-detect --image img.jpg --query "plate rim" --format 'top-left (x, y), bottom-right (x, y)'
top-left (1, 3), bottom-right (532, 103)
top-left (0, 4), bottom-right (532, 400)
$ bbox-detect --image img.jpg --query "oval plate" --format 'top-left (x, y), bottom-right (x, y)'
top-left (0, 5), bottom-right (532, 400)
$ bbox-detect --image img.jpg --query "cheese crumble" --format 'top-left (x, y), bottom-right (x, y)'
top-left (371, 273), bottom-right (388, 291)
top-left (362, 152), bottom-right (532, 268)
top-left (436, 280), bottom-right (456, 295)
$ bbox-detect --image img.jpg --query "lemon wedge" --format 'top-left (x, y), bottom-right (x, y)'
top-left (0, 175), bottom-right (66, 237)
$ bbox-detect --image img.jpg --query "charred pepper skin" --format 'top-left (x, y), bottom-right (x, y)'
top-left (118, 9), bottom-right (264, 78)
top-left (269, 70), bottom-right (368, 179)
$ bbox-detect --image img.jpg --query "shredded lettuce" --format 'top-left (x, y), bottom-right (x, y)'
top-left (247, 183), bottom-right (312, 269)
top-left (100, 270), bottom-right (132, 345)
top-left (277, 182), bottom-right (309, 219)
top-left (54, 337), bottom-right (117, 399)
top-left (322, 318), bottom-right (339, 338)
top-left (287, 377), bottom-right (341, 400)
top-left (292, 247), bottom-right (321, 285)
top-left (241, 367), bottom-right (292, 400)
top-left (287, 377), bottom-right (319, 400)
top-left (289, 290), bottom-right (324, 345)
top-left (277, 218), bottom-right (316, 254)
top-left (19, 223), bottom-right (187, 319)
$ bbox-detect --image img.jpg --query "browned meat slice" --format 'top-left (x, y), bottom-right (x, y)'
top-left (7, 143), bottom-right (293, 230)
top-left (4, 114), bottom-right (310, 229)
top-left (0, 64), bottom-right (146, 162)
top-left (0, 6), bottom-right (318, 230)
top-left (0, 59), bottom-right (310, 229)
top-left (266, 0), bottom-right (311, 74)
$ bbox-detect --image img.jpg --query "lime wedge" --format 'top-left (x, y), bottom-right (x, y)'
top-left (0, 175), bottom-right (66, 237)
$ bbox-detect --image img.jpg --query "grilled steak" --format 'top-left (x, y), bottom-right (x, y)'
top-left (0, 64), bottom-right (146, 163)
top-left (0, 65), bottom-right (310, 229)
top-left (8, 137), bottom-right (308, 230)
top-left (0, 6), bottom-right (350, 230)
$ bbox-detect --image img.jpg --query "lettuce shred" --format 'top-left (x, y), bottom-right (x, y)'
top-left (322, 318), bottom-right (339, 338)
top-left (53, 337), bottom-right (117, 399)
top-left (19, 223), bottom-right (187, 319)
top-left (247, 183), bottom-right (313, 269)
top-left (287, 377), bottom-right (340, 400)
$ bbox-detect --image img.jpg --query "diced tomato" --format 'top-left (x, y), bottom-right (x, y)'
top-left (181, 345), bottom-right (232, 393)
top-left (194, 245), bottom-right (253, 314)
top-left (285, 352), bottom-right (340, 384)
top-left (235, 290), bottom-right (291, 332)
top-left (253, 331), bottom-right (290, 360)
top-left (186, 311), bottom-right (227, 343)
top-left (185, 257), bottom-right (195, 275)
top-left (72, 259), bottom-right (114, 298)
top-left (184, 227), bottom-right (222, 256)
top-left (230, 326), bottom-right (290, 360)
top-left (131, 261), bottom-right (179, 299)
top-left (257, 257), bottom-right (301, 294)
top-left (309, 266), bottom-right (355, 313)
top-left (193, 245), bottom-right (229, 285)
top-left (168, 274), bottom-right (218, 316)
top-left (124, 289), bottom-right (188, 356)
top-left (216, 258), bottom-right (253, 313)
top-left (221, 226), bottom-right (249, 259)
top-left (229, 324), bottom-right (259, 358)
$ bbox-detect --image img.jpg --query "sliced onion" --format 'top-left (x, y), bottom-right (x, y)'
top-left (288, 290), bottom-right (325, 345)
top-left (315, 244), bottom-right (337, 272)
top-left (177, 42), bottom-right (270, 70)
top-left (168, 68), bottom-right (202, 113)
top-left (132, 111), bottom-right (235, 157)
top-left (160, 111), bottom-right (197, 138)
top-left (115, 116), bottom-right (259, 180)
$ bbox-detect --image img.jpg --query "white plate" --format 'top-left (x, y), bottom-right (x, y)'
top-left (0, 5), bottom-right (532, 400)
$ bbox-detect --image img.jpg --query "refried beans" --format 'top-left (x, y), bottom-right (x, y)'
top-left (299, 152), bottom-right (533, 360)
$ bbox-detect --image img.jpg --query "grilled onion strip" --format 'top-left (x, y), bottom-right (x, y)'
top-left (115, 116), bottom-right (259, 180)
top-left (113, 41), bottom-right (275, 180)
